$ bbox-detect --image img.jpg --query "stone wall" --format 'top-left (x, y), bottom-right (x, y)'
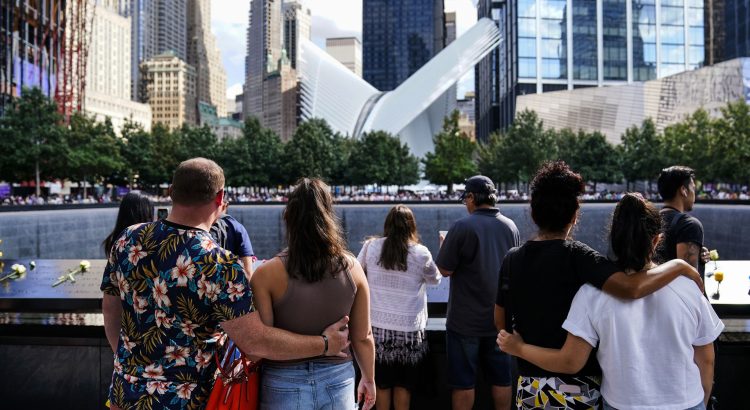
top-left (1, 203), bottom-right (748, 260)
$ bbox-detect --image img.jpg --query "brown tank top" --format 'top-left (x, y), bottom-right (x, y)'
top-left (267, 255), bottom-right (357, 365)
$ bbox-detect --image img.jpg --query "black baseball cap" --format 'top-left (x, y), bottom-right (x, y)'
top-left (460, 175), bottom-right (496, 199)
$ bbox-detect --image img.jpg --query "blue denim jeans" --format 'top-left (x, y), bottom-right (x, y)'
top-left (260, 361), bottom-right (356, 410)
top-left (603, 398), bottom-right (706, 410)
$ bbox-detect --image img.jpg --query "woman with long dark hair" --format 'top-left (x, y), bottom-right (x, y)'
top-left (251, 178), bottom-right (376, 409)
top-left (357, 205), bottom-right (440, 410)
top-left (102, 192), bottom-right (154, 257)
top-left (499, 193), bottom-right (723, 410)
top-left (494, 162), bottom-right (703, 409)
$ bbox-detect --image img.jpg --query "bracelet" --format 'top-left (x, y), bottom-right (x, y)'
top-left (321, 334), bottom-right (329, 356)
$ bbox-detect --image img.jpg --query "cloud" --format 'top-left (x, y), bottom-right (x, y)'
top-left (226, 83), bottom-right (243, 99)
top-left (311, 15), bottom-right (360, 48)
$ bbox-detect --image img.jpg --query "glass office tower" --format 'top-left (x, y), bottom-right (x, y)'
top-left (363, 0), bottom-right (445, 91)
top-left (476, 0), bottom-right (705, 139)
top-left (517, 0), bottom-right (704, 89)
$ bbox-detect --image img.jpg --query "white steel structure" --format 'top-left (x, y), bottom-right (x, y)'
top-left (299, 18), bottom-right (500, 158)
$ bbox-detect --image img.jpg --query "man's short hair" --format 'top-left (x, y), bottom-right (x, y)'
top-left (170, 158), bottom-right (225, 205)
top-left (657, 166), bottom-right (695, 201)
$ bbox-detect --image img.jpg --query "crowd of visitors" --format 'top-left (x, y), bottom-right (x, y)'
top-left (100, 158), bottom-right (722, 410)
top-left (3, 186), bottom-right (749, 206)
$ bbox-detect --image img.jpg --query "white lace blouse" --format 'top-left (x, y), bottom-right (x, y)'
top-left (357, 237), bottom-right (441, 332)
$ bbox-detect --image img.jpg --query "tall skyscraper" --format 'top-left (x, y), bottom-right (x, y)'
top-left (140, 52), bottom-right (197, 128)
top-left (188, 0), bottom-right (228, 117)
top-left (122, 0), bottom-right (187, 101)
top-left (363, 0), bottom-right (446, 91)
top-left (244, 0), bottom-right (282, 121)
top-left (326, 37), bottom-right (363, 76)
top-left (705, 0), bottom-right (749, 65)
top-left (475, 0), bottom-right (705, 141)
top-left (85, 1), bottom-right (152, 132)
top-left (475, 0), bottom-right (515, 142)
top-left (444, 11), bottom-right (457, 112)
top-left (283, 1), bottom-right (312, 69)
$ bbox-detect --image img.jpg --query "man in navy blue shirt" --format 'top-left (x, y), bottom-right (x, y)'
top-left (210, 203), bottom-right (256, 279)
top-left (436, 175), bottom-right (520, 410)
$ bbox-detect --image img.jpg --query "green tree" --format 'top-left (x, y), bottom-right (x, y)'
top-left (423, 110), bottom-right (478, 194)
top-left (480, 110), bottom-right (556, 190)
top-left (218, 117), bottom-right (283, 187)
top-left (328, 133), bottom-right (355, 187)
top-left (282, 118), bottom-right (342, 184)
top-left (0, 87), bottom-right (68, 195)
top-left (555, 129), bottom-right (621, 190)
top-left (66, 113), bottom-right (124, 198)
top-left (662, 109), bottom-right (712, 179)
top-left (619, 118), bottom-right (664, 190)
top-left (120, 121), bottom-right (159, 189)
top-left (176, 124), bottom-right (220, 162)
top-left (347, 130), bottom-right (419, 188)
top-left (477, 131), bottom-right (516, 186)
top-left (711, 100), bottom-right (750, 184)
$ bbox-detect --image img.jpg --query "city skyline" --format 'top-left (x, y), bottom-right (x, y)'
top-left (211, 0), bottom-right (477, 99)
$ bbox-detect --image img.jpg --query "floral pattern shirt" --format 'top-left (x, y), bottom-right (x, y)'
top-left (100, 220), bottom-right (253, 410)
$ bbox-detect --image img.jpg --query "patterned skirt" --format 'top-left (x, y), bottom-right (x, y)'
top-left (516, 375), bottom-right (602, 410)
top-left (372, 326), bottom-right (429, 365)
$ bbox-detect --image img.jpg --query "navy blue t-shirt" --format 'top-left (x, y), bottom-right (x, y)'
top-left (436, 207), bottom-right (520, 337)
top-left (210, 215), bottom-right (254, 258)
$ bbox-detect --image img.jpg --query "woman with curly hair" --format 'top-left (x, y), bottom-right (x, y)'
top-left (251, 178), bottom-right (376, 409)
top-left (494, 162), bottom-right (703, 409)
top-left (357, 205), bottom-right (441, 410)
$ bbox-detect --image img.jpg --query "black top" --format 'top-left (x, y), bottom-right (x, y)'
top-left (436, 207), bottom-right (520, 336)
top-left (655, 207), bottom-right (705, 277)
top-left (496, 240), bottom-right (618, 377)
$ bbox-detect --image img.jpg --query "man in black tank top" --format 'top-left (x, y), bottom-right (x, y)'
top-left (654, 166), bottom-right (710, 280)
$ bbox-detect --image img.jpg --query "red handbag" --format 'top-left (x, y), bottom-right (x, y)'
top-left (206, 340), bottom-right (261, 410)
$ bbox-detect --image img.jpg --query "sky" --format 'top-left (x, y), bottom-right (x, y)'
top-left (210, 0), bottom-right (478, 100)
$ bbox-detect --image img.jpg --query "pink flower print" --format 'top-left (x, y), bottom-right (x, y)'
top-left (146, 380), bottom-right (169, 395)
top-left (170, 255), bottom-right (195, 287)
top-left (176, 382), bottom-right (197, 400)
top-left (113, 358), bottom-right (123, 374)
top-left (164, 346), bottom-right (190, 366)
top-left (200, 236), bottom-right (216, 252)
top-left (203, 281), bottom-right (220, 302)
top-left (133, 295), bottom-right (149, 314)
top-left (226, 281), bottom-right (245, 302)
top-left (197, 276), bottom-right (209, 300)
top-left (116, 235), bottom-right (128, 253)
top-left (122, 335), bottom-right (136, 353)
top-left (116, 270), bottom-right (130, 301)
top-left (124, 374), bottom-right (140, 384)
top-left (155, 310), bottom-right (173, 329)
top-left (180, 320), bottom-right (199, 338)
top-left (195, 349), bottom-right (212, 371)
top-left (152, 277), bottom-right (171, 308)
top-left (128, 244), bottom-right (147, 265)
top-left (142, 363), bottom-right (166, 380)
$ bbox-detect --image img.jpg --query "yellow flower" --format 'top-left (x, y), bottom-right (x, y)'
top-left (80, 260), bottom-right (91, 272)
top-left (11, 264), bottom-right (26, 275)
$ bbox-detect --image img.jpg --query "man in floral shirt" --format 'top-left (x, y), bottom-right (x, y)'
top-left (102, 158), bottom-right (350, 410)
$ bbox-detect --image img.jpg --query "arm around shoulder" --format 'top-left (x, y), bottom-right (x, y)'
top-left (602, 259), bottom-right (702, 299)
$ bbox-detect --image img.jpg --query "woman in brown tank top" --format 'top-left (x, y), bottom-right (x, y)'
top-left (251, 178), bottom-right (376, 410)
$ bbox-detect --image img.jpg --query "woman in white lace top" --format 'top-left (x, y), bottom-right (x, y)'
top-left (357, 205), bottom-right (441, 410)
